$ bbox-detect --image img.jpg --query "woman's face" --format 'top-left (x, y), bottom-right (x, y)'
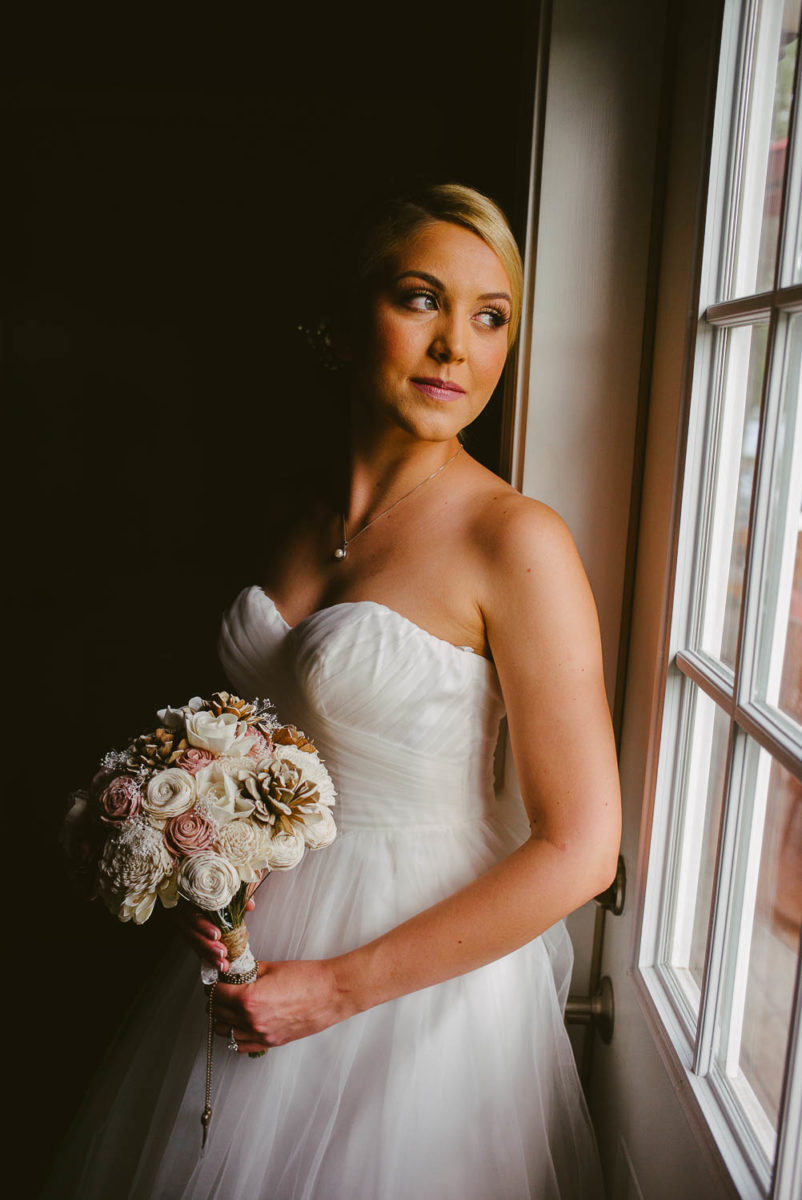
top-left (349, 220), bottom-right (513, 443)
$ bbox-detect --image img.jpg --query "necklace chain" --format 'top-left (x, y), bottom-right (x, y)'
top-left (334, 446), bottom-right (463, 561)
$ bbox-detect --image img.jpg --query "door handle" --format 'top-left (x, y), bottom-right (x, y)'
top-left (594, 853), bottom-right (626, 915)
top-left (565, 976), bottom-right (614, 1044)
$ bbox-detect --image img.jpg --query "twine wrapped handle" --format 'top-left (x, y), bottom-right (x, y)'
top-left (221, 925), bottom-right (249, 962)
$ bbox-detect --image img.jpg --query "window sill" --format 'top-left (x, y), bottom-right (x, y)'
top-left (633, 963), bottom-right (771, 1200)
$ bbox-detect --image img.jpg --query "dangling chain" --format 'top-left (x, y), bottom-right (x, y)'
top-left (201, 980), bottom-right (217, 1150)
top-left (333, 446), bottom-right (463, 561)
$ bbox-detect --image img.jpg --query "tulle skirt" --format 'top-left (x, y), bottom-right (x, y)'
top-left (44, 806), bottom-right (606, 1199)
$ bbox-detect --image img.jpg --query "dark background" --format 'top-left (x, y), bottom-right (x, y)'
top-left (8, 7), bottom-right (537, 1188)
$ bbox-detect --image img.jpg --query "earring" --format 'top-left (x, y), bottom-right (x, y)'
top-left (297, 317), bottom-right (347, 372)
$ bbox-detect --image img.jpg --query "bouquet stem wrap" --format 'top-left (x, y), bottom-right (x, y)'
top-left (200, 924), bottom-right (257, 986)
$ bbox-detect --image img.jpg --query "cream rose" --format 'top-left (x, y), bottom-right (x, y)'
top-left (300, 806), bottom-right (337, 850)
top-left (185, 711), bottom-right (253, 756)
top-left (262, 826), bottom-right (306, 871)
top-left (177, 850), bottom-right (240, 911)
top-left (273, 744), bottom-right (336, 807)
top-left (195, 761), bottom-right (254, 824)
top-left (97, 820), bottom-right (175, 924)
top-left (142, 768), bottom-right (196, 827)
top-left (215, 820), bottom-right (268, 882)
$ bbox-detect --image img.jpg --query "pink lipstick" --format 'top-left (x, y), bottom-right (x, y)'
top-left (410, 377), bottom-right (466, 402)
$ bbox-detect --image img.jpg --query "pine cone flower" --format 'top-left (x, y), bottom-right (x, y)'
top-left (272, 724), bottom-right (316, 754)
top-left (207, 691), bottom-right (258, 721)
top-left (245, 759), bottom-right (321, 835)
top-left (127, 727), bottom-right (190, 770)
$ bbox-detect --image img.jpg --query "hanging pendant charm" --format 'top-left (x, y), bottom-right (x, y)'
top-left (334, 514), bottom-right (348, 561)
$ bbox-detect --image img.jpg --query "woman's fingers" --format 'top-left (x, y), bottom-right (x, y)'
top-left (213, 1020), bottom-right (268, 1053)
top-left (175, 902), bottom-right (229, 967)
top-left (193, 934), bottom-right (229, 969)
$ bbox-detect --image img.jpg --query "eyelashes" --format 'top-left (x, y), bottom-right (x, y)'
top-left (397, 287), bottom-right (511, 330)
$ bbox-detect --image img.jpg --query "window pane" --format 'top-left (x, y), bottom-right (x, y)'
top-left (700, 324), bottom-right (768, 666)
top-left (754, 311), bottom-right (802, 726)
top-left (715, 744), bottom-right (802, 1147)
top-left (731, 1), bottom-right (800, 297)
top-left (666, 686), bottom-right (730, 1014)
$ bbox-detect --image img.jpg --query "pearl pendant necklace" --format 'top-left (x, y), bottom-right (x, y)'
top-left (333, 446), bottom-right (463, 562)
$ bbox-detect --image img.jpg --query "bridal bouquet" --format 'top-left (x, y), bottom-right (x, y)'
top-left (62, 690), bottom-right (337, 1147)
top-left (62, 691), bottom-right (337, 983)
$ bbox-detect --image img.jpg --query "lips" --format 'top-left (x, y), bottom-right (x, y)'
top-left (410, 377), bottom-right (466, 402)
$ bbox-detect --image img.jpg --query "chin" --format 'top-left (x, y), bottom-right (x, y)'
top-left (395, 410), bottom-right (465, 443)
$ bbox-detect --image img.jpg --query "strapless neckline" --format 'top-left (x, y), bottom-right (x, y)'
top-left (250, 584), bottom-right (497, 669)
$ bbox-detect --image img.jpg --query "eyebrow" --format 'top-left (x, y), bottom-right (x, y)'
top-left (394, 270), bottom-right (511, 303)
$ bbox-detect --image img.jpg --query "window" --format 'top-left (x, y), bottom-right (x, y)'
top-left (640, 2), bottom-right (802, 1196)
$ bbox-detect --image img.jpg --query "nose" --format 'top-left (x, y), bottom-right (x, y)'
top-left (428, 313), bottom-right (467, 364)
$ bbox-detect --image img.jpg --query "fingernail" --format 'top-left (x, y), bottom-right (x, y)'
top-left (212, 931), bottom-right (219, 941)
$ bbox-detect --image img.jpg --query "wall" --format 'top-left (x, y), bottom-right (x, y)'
top-left (9, 8), bottom-right (538, 1185)
top-left (511, 0), bottom-right (669, 1069)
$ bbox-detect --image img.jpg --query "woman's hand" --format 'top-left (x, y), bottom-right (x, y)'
top-left (175, 899), bottom-right (255, 974)
top-left (211, 959), bottom-right (353, 1051)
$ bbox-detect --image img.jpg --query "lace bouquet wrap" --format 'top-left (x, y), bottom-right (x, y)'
top-left (61, 691), bottom-right (338, 983)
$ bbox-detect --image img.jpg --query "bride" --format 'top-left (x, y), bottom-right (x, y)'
top-left (46, 183), bottom-right (620, 1199)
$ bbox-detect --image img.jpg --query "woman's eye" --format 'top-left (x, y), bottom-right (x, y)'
top-left (475, 307), bottom-right (511, 329)
top-left (401, 289), bottom-right (439, 312)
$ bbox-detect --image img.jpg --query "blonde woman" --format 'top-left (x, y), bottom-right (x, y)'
top-left (47, 184), bottom-right (620, 1199)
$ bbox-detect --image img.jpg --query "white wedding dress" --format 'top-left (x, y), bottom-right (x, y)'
top-left (45, 584), bottom-right (606, 1199)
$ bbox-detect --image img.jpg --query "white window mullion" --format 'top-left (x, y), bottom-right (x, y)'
top-left (733, 0), bottom-right (785, 297)
top-left (739, 309), bottom-right (797, 705)
top-left (717, 747), bottom-right (771, 1073)
top-left (764, 362), bottom-right (802, 707)
top-left (679, 325), bottom-right (726, 650)
top-left (694, 726), bottom-right (745, 1076)
top-left (718, 0), bottom-right (760, 300)
top-left (702, 327), bottom-right (754, 651)
top-left (671, 690), bottom-right (718, 969)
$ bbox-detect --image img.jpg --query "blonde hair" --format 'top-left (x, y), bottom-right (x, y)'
top-left (350, 183), bottom-right (524, 347)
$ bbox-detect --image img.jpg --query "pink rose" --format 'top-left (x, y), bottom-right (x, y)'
top-left (246, 730), bottom-right (271, 760)
top-left (173, 747), bottom-right (216, 776)
top-left (91, 766), bottom-right (121, 797)
top-left (98, 775), bottom-right (142, 825)
top-left (163, 809), bottom-right (215, 858)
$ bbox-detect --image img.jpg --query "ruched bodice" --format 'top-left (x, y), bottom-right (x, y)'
top-left (219, 586), bottom-right (507, 832)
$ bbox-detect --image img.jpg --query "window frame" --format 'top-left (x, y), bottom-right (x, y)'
top-left (637, 2), bottom-right (802, 1197)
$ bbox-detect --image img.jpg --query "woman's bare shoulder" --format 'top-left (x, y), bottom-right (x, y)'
top-left (459, 455), bottom-right (573, 562)
top-left (455, 458), bottom-right (593, 647)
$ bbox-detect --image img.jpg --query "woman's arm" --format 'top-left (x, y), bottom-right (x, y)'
top-left (213, 500), bottom-right (621, 1051)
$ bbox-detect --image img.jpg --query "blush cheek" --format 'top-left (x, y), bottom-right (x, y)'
top-left (479, 341), bottom-right (509, 392)
top-left (372, 310), bottom-right (420, 371)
